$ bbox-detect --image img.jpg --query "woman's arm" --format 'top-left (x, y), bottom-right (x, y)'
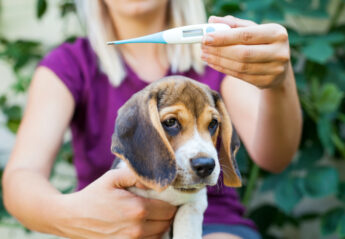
top-left (202, 16), bottom-right (302, 173)
top-left (221, 65), bottom-right (301, 173)
top-left (3, 67), bottom-right (75, 234)
top-left (3, 67), bottom-right (175, 238)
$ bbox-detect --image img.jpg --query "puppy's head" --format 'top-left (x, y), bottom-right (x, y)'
top-left (111, 76), bottom-right (241, 192)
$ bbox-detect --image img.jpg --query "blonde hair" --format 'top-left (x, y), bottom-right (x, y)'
top-left (75, 0), bottom-right (207, 87)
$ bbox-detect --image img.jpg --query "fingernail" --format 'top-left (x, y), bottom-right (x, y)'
top-left (209, 16), bottom-right (219, 22)
top-left (201, 46), bottom-right (208, 52)
top-left (201, 52), bottom-right (209, 61)
top-left (204, 35), bottom-right (214, 44)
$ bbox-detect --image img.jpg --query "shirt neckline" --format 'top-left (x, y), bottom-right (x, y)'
top-left (123, 60), bottom-right (172, 88)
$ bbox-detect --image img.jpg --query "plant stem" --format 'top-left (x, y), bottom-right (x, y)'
top-left (331, 131), bottom-right (345, 159)
top-left (242, 163), bottom-right (260, 207)
top-left (329, 0), bottom-right (345, 29)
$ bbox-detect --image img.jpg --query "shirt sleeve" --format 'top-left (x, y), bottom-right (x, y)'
top-left (38, 39), bottom-right (87, 105)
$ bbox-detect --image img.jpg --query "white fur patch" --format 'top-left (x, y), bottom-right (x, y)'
top-left (175, 127), bottom-right (220, 186)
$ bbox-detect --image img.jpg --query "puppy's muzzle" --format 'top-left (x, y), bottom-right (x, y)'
top-left (190, 157), bottom-right (215, 178)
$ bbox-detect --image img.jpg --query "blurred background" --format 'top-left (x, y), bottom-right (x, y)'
top-left (0, 0), bottom-right (345, 238)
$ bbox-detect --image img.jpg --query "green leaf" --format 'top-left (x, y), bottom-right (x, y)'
top-left (249, 205), bottom-right (279, 233)
top-left (0, 95), bottom-right (6, 108)
top-left (6, 119), bottom-right (21, 133)
top-left (209, 0), bottom-right (241, 16)
top-left (56, 142), bottom-right (73, 164)
top-left (304, 166), bottom-right (339, 198)
top-left (60, 184), bottom-right (75, 194)
top-left (321, 208), bottom-right (345, 236)
top-left (274, 177), bottom-right (303, 213)
top-left (317, 116), bottom-right (334, 155)
top-left (3, 105), bottom-right (22, 121)
top-left (338, 214), bottom-right (345, 238)
top-left (289, 32), bottom-right (345, 46)
top-left (302, 40), bottom-right (334, 63)
top-left (325, 63), bottom-right (345, 91)
top-left (278, 0), bottom-right (328, 17)
top-left (244, 0), bottom-right (273, 11)
top-left (36, 0), bottom-right (47, 19)
top-left (264, 10), bottom-right (285, 22)
top-left (236, 146), bottom-right (250, 173)
top-left (315, 83), bottom-right (344, 114)
top-left (261, 171), bottom-right (288, 192)
top-left (12, 74), bottom-right (31, 93)
top-left (261, 175), bottom-right (280, 192)
top-left (248, 204), bottom-right (298, 234)
top-left (337, 182), bottom-right (345, 202)
top-left (288, 31), bottom-right (309, 45)
top-left (319, 32), bottom-right (345, 44)
top-left (60, 2), bottom-right (76, 17)
top-left (295, 73), bottom-right (307, 92)
top-left (0, 39), bottom-right (42, 72)
top-left (293, 142), bottom-right (323, 169)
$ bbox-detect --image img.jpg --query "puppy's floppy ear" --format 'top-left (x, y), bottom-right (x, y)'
top-left (212, 91), bottom-right (242, 187)
top-left (111, 89), bottom-right (176, 191)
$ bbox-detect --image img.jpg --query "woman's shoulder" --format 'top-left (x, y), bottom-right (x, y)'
top-left (39, 37), bottom-right (99, 104)
top-left (40, 37), bottom-right (99, 77)
top-left (47, 37), bottom-right (95, 62)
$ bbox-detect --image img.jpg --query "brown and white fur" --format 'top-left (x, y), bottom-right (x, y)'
top-left (111, 76), bottom-right (242, 239)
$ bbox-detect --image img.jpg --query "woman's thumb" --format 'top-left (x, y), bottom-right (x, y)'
top-left (102, 167), bottom-right (139, 189)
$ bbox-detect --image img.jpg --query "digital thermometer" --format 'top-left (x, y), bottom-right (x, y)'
top-left (107, 23), bottom-right (230, 45)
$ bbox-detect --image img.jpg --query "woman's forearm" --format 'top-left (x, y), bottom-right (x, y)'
top-left (203, 16), bottom-right (303, 173)
top-left (250, 63), bottom-right (302, 172)
top-left (3, 167), bottom-right (65, 236)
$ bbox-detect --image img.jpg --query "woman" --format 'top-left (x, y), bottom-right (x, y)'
top-left (3, 0), bottom-right (302, 238)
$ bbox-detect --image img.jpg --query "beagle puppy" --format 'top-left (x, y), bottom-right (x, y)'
top-left (111, 76), bottom-right (242, 239)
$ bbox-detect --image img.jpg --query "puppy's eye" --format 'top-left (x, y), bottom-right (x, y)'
top-left (208, 119), bottom-right (218, 135)
top-left (163, 118), bottom-right (178, 128)
top-left (162, 118), bottom-right (180, 136)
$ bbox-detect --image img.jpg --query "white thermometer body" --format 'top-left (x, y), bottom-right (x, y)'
top-left (107, 23), bottom-right (230, 45)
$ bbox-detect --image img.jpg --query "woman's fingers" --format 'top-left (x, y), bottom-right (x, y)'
top-left (203, 15), bottom-right (291, 89)
top-left (202, 42), bottom-right (289, 63)
top-left (208, 63), bottom-right (285, 89)
top-left (201, 53), bottom-right (286, 75)
top-left (203, 23), bottom-right (288, 46)
top-left (144, 198), bottom-right (177, 221)
top-left (208, 15), bottom-right (257, 28)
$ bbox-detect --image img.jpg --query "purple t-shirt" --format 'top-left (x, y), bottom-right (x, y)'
top-left (40, 38), bottom-right (255, 227)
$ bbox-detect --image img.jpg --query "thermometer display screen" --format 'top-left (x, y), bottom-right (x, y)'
top-left (183, 29), bottom-right (203, 38)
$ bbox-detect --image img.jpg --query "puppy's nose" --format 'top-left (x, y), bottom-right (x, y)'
top-left (191, 157), bottom-right (215, 178)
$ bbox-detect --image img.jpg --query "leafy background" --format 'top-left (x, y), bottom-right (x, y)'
top-left (0, 0), bottom-right (345, 238)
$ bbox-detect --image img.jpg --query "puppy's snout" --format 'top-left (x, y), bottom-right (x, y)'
top-left (190, 157), bottom-right (215, 178)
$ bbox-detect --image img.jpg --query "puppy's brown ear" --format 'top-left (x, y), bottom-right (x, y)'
top-left (111, 89), bottom-right (176, 191)
top-left (213, 92), bottom-right (242, 187)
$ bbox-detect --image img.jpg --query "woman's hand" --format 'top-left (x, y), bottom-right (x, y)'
top-left (201, 15), bottom-right (291, 89)
top-left (55, 167), bottom-right (176, 239)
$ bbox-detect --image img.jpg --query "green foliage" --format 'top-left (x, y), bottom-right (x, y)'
top-left (321, 208), bottom-right (345, 237)
top-left (304, 166), bottom-right (339, 198)
top-left (0, 0), bottom-right (77, 232)
top-left (302, 40), bottom-right (334, 64)
top-left (36, 0), bottom-right (47, 19)
top-left (0, 39), bottom-right (43, 72)
top-left (0, 0), bottom-right (345, 237)
top-left (249, 204), bottom-right (299, 237)
top-left (206, 0), bottom-right (345, 237)
top-left (275, 177), bottom-right (304, 213)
